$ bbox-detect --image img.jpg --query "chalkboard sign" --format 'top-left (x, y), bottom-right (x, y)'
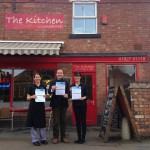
top-left (99, 85), bottom-right (140, 142)
top-left (111, 108), bottom-right (119, 128)
top-left (99, 86), bottom-right (118, 141)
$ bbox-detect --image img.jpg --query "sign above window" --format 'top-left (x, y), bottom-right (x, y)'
top-left (5, 14), bottom-right (64, 30)
top-left (72, 64), bottom-right (96, 72)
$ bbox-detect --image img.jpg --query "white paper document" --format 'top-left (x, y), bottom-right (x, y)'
top-left (72, 86), bottom-right (81, 100)
top-left (56, 82), bottom-right (65, 95)
top-left (35, 89), bottom-right (45, 102)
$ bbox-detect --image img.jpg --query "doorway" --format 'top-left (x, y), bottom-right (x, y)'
top-left (72, 72), bottom-right (97, 125)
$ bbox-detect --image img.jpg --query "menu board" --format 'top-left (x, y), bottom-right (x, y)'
top-left (99, 85), bottom-right (140, 142)
top-left (99, 87), bottom-right (116, 136)
top-left (99, 86), bottom-right (118, 142)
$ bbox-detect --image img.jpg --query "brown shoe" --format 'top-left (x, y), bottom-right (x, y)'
top-left (52, 138), bottom-right (59, 144)
top-left (61, 137), bottom-right (69, 143)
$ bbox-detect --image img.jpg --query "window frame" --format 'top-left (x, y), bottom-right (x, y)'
top-left (72, 2), bottom-right (97, 34)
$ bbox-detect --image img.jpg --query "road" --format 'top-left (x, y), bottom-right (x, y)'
top-left (0, 126), bottom-right (149, 150)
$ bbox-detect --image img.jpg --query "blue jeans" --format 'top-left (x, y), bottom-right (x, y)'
top-left (31, 127), bottom-right (46, 142)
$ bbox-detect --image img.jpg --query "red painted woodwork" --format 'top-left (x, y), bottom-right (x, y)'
top-left (0, 56), bottom-right (148, 65)
top-left (72, 71), bottom-right (97, 125)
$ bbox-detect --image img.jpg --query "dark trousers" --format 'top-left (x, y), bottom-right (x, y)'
top-left (52, 106), bottom-right (67, 139)
top-left (73, 104), bottom-right (87, 140)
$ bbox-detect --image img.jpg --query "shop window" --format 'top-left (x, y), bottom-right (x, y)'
top-left (107, 65), bottom-right (135, 125)
top-left (107, 65), bottom-right (136, 87)
top-left (14, 69), bottom-right (34, 103)
top-left (73, 2), bottom-right (97, 34)
top-left (0, 69), bottom-right (56, 109)
top-left (0, 69), bottom-right (12, 108)
top-left (37, 70), bottom-right (55, 90)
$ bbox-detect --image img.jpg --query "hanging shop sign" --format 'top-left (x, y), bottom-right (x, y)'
top-left (5, 14), bottom-right (64, 30)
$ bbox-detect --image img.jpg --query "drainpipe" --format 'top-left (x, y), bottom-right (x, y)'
top-left (12, 0), bottom-right (16, 10)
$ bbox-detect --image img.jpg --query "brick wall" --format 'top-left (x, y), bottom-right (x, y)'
top-left (96, 63), bottom-right (106, 115)
top-left (0, 0), bottom-right (149, 53)
top-left (0, 0), bottom-right (149, 125)
top-left (130, 82), bottom-right (150, 136)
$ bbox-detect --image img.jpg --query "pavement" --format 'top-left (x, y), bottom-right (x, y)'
top-left (0, 126), bottom-right (150, 150)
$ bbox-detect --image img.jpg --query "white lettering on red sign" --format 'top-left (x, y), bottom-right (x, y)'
top-left (118, 56), bottom-right (146, 62)
top-left (25, 16), bottom-right (63, 24)
top-left (6, 16), bottom-right (23, 24)
top-left (5, 14), bottom-right (64, 30)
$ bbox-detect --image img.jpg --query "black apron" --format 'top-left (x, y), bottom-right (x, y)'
top-left (26, 84), bottom-right (46, 128)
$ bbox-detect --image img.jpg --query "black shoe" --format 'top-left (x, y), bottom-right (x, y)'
top-left (41, 140), bottom-right (48, 145)
top-left (74, 139), bottom-right (82, 144)
top-left (81, 139), bottom-right (85, 144)
top-left (33, 141), bottom-right (40, 146)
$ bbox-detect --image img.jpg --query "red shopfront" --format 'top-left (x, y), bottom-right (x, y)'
top-left (0, 56), bottom-right (98, 125)
top-left (72, 64), bottom-right (97, 125)
top-left (0, 54), bottom-right (149, 126)
top-left (0, 56), bottom-right (58, 110)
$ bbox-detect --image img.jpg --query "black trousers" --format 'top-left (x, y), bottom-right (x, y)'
top-left (52, 106), bottom-right (67, 139)
top-left (73, 104), bottom-right (87, 140)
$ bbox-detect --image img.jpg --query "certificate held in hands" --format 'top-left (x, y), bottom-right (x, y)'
top-left (35, 89), bottom-right (45, 102)
top-left (56, 82), bottom-right (65, 95)
top-left (72, 86), bottom-right (81, 100)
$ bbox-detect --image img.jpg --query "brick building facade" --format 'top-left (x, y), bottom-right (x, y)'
top-left (130, 82), bottom-right (150, 136)
top-left (0, 0), bottom-right (149, 133)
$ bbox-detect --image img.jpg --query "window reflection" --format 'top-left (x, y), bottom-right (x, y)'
top-left (37, 70), bottom-right (55, 87)
top-left (81, 75), bottom-right (92, 100)
top-left (0, 69), bottom-right (56, 108)
top-left (74, 4), bottom-right (95, 17)
top-left (74, 19), bottom-right (84, 33)
top-left (14, 69), bottom-right (33, 102)
top-left (85, 19), bottom-right (96, 33)
top-left (74, 4), bottom-right (84, 16)
top-left (74, 19), bottom-right (96, 34)
top-left (85, 4), bottom-right (95, 16)
top-left (108, 65), bottom-right (136, 87)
